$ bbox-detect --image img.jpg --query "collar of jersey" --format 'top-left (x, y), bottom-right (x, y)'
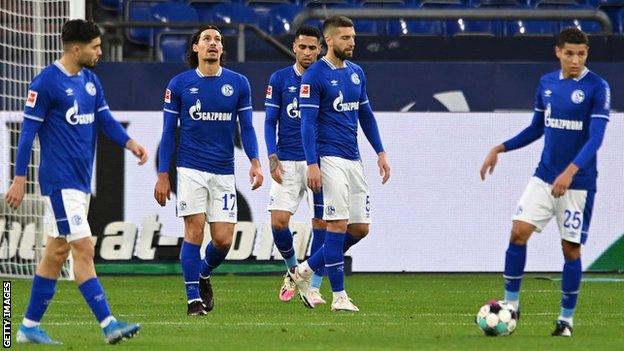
top-left (292, 64), bottom-right (303, 77)
top-left (54, 60), bottom-right (82, 77)
top-left (558, 67), bottom-right (589, 81)
top-left (195, 67), bottom-right (222, 77)
top-left (321, 56), bottom-right (348, 70)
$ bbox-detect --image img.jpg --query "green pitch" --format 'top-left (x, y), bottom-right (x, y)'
top-left (9, 274), bottom-right (624, 350)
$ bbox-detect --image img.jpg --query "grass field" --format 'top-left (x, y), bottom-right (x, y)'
top-left (8, 273), bottom-right (624, 350)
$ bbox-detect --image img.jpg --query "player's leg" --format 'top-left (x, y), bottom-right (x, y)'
top-left (504, 177), bottom-right (553, 313)
top-left (17, 235), bottom-right (69, 345)
top-left (309, 214), bottom-right (327, 305)
top-left (199, 221), bottom-right (234, 310)
top-left (551, 189), bottom-right (594, 337)
top-left (181, 213), bottom-right (207, 315)
top-left (176, 167), bottom-right (209, 315)
top-left (199, 173), bottom-right (237, 311)
top-left (270, 210), bottom-right (298, 302)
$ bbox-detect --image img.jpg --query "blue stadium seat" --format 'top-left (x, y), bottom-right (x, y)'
top-left (505, 20), bottom-right (559, 35)
top-left (619, 7), bottom-right (624, 33)
top-left (473, 0), bottom-right (524, 6)
top-left (447, 18), bottom-right (503, 36)
top-left (158, 32), bottom-right (191, 62)
top-left (303, 0), bottom-right (350, 7)
top-left (560, 19), bottom-right (604, 34)
top-left (194, 3), bottom-right (260, 35)
top-left (125, 0), bottom-right (168, 45)
top-left (150, 2), bottom-right (198, 45)
top-left (187, 0), bottom-right (232, 22)
top-left (267, 4), bottom-right (303, 34)
top-left (387, 18), bottom-right (445, 35)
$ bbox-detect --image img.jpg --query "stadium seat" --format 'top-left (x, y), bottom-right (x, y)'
top-left (209, 3), bottom-right (262, 34)
top-left (473, 0), bottom-right (524, 7)
top-left (387, 18), bottom-right (445, 35)
top-left (505, 20), bottom-right (559, 35)
top-left (303, 0), bottom-right (351, 7)
top-left (125, 0), bottom-right (168, 45)
top-left (150, 2), bottom-right (198, 46)
top-left (266, 4), bottom-right (303, 34)
top-left (158, 31), bottom-right (191, 62)
top-left (447, 18), bottom-right (503, 36)
top-left (187, 0), bottom-right (232, 22)
top-left (99, 0), bottom-right (122, 12)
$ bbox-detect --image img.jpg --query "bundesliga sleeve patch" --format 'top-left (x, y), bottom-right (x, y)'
top-left (300, 84), bottom-right (310, 98)
top-left (25, 90), bottom-right (38, 108)
top-left (164, 89), bottom-right (171, 103)
top-left (265, 85), bottom-right (273, 99)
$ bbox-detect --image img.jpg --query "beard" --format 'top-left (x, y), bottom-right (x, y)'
top-left (333, 47), bottom-right (351, 61)
top-left (80, 57), bottom-right (97, 68)
top-left (204, 57), bottom-right (219, 64)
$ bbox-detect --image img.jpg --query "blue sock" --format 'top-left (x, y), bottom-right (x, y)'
top-left (560, 257), bottom-right (582, 321)
top-left (503, 243), bottom-right (526, 305)
top-left (180, 241), bottom-right (201, 301)
top-left (343, 232), bottom-right (361, 253)
top-left (310, 227), bottom-right (326, 289)
top-left (24, 275), bottom-right (57, 324)
top-left (200, 241), bottom-right (229, 277)
top-left (324, 231), bottom-right (346, 292)
top-left (272, 227), bottom-right (297, 269)
top-left (307, 245), bottom-right (325, 272)
top-left (78, 277), bottom-right (112, 323)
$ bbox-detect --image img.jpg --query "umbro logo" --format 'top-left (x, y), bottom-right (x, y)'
top-left (288, 86), bottom-right (297, 93)
top-left (190, 88), bottom-right (199, 94)
top-left (330, 80), bottom-right (338, 86)
top-left (544, 90), bottom-right (552, 97)
top-left (65, 88), bottom-right (74, 96)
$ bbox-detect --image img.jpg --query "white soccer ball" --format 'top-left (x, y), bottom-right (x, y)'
top-left (475, 300), bottom-right (519, 336)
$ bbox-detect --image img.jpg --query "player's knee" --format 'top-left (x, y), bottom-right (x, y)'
top-left (47, 245), bottom-right (70, 267)
top-left (270, 219), bottom-right (289, 232)
top-left (212, 237), bottom-right (232, 251)
top-left (311, 218), bottom-right (326, 230)
top-left (510, 223), bottom-right (532, 245)
top-left (562, 241), bottom-right (581, 261)
top-left (70, 238), bottom-right (95, 263)
top-left (348, 225), bottom-right (369, 239)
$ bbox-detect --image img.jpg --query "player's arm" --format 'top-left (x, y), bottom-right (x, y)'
top-left (155, 80), bottom-right (181, 206)
top-left (239, 76), bottom-right (263, 190)
top-left (551, 81), bottom-right (610, 198)
top-left (6, 77), bottom-right (49, 209)
top-left (95, 79), bottom-right (148, 165)
top-left (300, 75), bottom-right (322, 193)
top-left (264, 73), bottom-right (283, 183)
top-left (481, 83), bottom-right (545, 180)
top-left (358, 72), bottom-right (390, 184)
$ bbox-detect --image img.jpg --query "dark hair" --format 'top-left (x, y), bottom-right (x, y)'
top-left (294, 25), bottom-right (322, 41)
top-left (61, 20), bottom-right (100, 45)
top-left (322, 16), bottom-right (354, 34)
top-left (187, 25), bottom-right (224, 68)
top-left (557, 27), bottom-right (588, 47)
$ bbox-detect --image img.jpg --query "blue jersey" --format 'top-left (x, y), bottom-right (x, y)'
top-left (22, 61), bottom-right (116, 195)
top-left (265, 65), bottom-right (305, 161)
top-left (533, 68), bottom-right (610, 191)
top-left (163, 67), bottom-right (253, 174)
top-left (299, 57), bottom-right (370, 162)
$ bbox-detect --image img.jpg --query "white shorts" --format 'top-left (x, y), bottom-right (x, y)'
top-left (268, 160), bottom-right (321, 215)
top-left (176, 167), bottom-right (237, 223)
top-left (320, 156), bottom-right (371, 224)
top-left (512, 177), bottom-right (595, 244)
top-left (43, 189), bottom-right (92, 242)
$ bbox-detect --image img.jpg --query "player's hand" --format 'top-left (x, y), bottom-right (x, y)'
top-left (154, 173), bottom-right (171, 206)
top-left (5, 176), bottom-right (26, 210)
top-left (126, 139), bottom-right (148, 165)
top-left (378, 152), bottom-right (391, 184)
top-left (249, 159), bottom-right (264, 190)
top-left (268, 154), bottom-right (283, 184)
top-left (307, 164), bottom-right (322, 193)
top-left (551, 164), bottom-right (578, 198)
top-left (480, 145), bottom-right (505, 181)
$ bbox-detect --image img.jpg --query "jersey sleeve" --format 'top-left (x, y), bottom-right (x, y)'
top-left (94, 75), bottom-right (110, 113)
top-left (358, 67), bottom-right (370, 106)
top-left (590, 80), bottom-right (610, 120)
top-left (22, 74), bottom-right (52, 123)
top-left (237, 75), bottom-right (253, 113)
top-left (264, 72), bottom-right (281, 110)
top-left (533, 80), bottom-right (545, 113)
top-left (163, 76), bottom-right (181, 115)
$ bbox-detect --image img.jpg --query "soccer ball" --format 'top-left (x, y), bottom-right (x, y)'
top-left (475, 300), bottom-right (518, 336)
